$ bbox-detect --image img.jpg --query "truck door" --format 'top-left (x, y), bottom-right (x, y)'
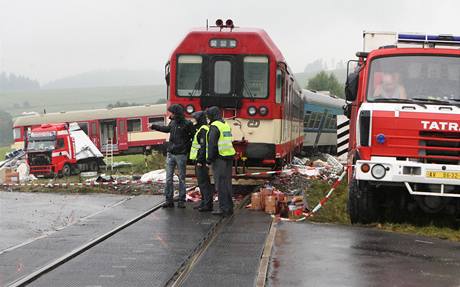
top-left (118, 119), bottom-right (128, 152)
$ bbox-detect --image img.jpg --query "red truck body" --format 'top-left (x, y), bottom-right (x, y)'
top-left (346, 32), bottom-right (460, 223)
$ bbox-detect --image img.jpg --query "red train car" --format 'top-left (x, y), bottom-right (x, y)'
top-left (165, 20), bottom-right (304, 167)
top-left (12, 104), bottom-right (167, 155)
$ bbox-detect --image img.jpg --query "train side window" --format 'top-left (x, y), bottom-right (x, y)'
top-left (149, 117), bottom-right (164, 126)
top-left (13, 128), bottom-right (21, 140)
top-left (329, 115), bottom-right (337, 129)
top-left (276, 69), bottom-right (283, 104)
top-left (177, 55), bottom-right (202, 97)
top-left (313, 113), bottom-right (322, 129)
top-left (79, 122), bottom-right (89, 135)
top-left (214, 60), bottom-right (232, 94)
top-left (127, 119), bottom-right (141, 132)
top-left (56, 138), bottom-right (65, 149)
top-left (304, 111), bottom-right (311, 127)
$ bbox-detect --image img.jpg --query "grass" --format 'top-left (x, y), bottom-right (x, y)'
top-left (107, 151), bottom-right (166, 175)
top-left (304, 178), bottom-right (460, 242)
top-left (0, 146), bottom-right (13, 159)
top-left (0, 85), bottom-right (165, 117)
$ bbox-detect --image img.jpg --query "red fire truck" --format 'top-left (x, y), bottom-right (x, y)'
top-left (27, 123), bottom-right (105, 177)
top-left (345, 32), bottom-right (460, 223)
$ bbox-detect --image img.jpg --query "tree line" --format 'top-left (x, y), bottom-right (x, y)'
top-left (307, 71), bottom-right (344, 98)
top-left (0, 72), bottom-right (40, 91)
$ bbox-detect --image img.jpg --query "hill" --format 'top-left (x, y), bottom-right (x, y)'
top-left (43, 69), bottom-right (165, 89)
top-left (0, 85), bottom-right (166, 117)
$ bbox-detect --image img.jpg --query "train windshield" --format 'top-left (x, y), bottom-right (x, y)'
top-left (177, 55), bottom-right (202, 96)
top-left (367, 55), bottom-right (460, 103)
top-left (243, 56), bottom-right (269, 98)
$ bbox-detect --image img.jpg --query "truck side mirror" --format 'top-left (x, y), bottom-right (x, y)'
top-left (345, 71), bottom-right (359, 102)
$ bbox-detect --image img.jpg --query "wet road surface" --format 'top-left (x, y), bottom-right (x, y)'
top-left (0, 191), bottom-right (131, 252)
top-left (268, 222), bottom-right (460, 287)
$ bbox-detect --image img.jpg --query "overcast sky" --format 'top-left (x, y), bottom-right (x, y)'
top-left (0, 0), bottom-right (458, 83)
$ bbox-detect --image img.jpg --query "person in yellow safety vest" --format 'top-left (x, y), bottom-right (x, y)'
top-left (205, 106), bottom-right (236, 217)
top-left (189, 111), bottom-right (213, 212)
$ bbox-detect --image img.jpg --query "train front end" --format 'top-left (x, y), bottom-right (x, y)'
top-left (166, 20), bottom-right (303, 168)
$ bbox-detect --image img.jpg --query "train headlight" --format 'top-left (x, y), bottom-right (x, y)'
top-left (259, 106), bottom-right (268, 116)
top-left (371, 164), bottom-right (386, 179)
top-left (247, 106), bottom-right (257, 116)
top-left (186, 105), bottom-right (195, 114)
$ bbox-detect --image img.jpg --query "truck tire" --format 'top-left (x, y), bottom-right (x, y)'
top-left (348, 178), bottom-right (379, 224)
top-left (62, 164), bottom-right (72, 177)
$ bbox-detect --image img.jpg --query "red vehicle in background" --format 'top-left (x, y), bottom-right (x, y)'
top-left (12, 104), bottom-right (167, 155)
top-left (165, 19), bottom-right (304, 168)
top-left (27, 123), bottom-right (105, 177)
top-left (345, 32), bottom-right (460, 223)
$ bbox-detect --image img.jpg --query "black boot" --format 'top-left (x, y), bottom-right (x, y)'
top-left (162, 202), bottom-right (174, 208)
top-left (177, 201), bottom-right (186, 208)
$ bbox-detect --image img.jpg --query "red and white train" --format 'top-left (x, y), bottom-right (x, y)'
top-left (165, 19), bottom-right (304, 167)
top-left (12, 104), bottom-right (167, 155)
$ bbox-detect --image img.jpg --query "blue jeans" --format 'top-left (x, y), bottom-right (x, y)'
top-left (165, 152), bottom-right (187, 203)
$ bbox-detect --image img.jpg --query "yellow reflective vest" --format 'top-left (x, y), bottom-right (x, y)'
top-left (210, 120), bottom-right (236, 157)
top-left (189, 125), bottom-right (209, 160)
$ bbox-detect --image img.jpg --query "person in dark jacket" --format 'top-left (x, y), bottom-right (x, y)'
top-left (189, 111), bottom-right (213, 212)
top-left (206, 106), bottom-right (236, 216)
top-left (150, 104), bottom-right (195, 208)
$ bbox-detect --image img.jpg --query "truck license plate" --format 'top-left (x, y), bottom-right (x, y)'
top-left (426, 171), bottom-right (460, 180)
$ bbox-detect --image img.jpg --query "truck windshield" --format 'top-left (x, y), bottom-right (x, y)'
top-left (27, 140), bottom-right (56, 151)
top-left (367, 55), bottom-right (460, 103)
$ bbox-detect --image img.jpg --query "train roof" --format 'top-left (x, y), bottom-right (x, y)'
top-left (171, 26), bottom-right (285, 62)
top-left (302, 89), bottom-right (346, 110)
top-left (13, 104), bottom-right (166, 127)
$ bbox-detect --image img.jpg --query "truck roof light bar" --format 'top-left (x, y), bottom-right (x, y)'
top-left (398, 33), bottom-right (460, 46)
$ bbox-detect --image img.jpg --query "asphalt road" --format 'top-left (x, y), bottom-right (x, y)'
top-left (268, 222), bottom-right (460, 287)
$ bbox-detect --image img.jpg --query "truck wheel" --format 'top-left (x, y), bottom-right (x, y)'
top-left (348, 179), bottom-right (379, 224)
top-left (62, 164), bottom-right (72, 177)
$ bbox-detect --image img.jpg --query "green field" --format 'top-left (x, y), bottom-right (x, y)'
top-left (0, 146), bottom-right (13, 159)
top-left (1, 85), bottom-right (166, 117)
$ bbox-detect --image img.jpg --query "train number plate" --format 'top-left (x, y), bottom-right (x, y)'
top-left (426, 171), bottom-right (460, 180)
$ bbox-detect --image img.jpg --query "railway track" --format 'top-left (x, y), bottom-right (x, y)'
top-left (6, 187), bottom-right (257, 287)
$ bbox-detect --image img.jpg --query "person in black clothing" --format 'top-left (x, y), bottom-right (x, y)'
top-left (190, 111), bottom-right (213, 212)
top-left (150, 104), bottom-right (195, 208)
top-left (206, 106), bottom-right (235, 216)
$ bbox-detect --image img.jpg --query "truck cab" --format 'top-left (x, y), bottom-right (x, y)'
top-left (346, 32), bottom-right (460, 223)
top-left (27, 124), bottom-right (76, 177)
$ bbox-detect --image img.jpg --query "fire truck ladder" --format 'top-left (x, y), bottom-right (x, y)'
top-left (105, 138), bottom-right (114, 172)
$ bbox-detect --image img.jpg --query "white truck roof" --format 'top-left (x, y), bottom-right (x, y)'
top-left (363, 31), bottom-right (460, 52)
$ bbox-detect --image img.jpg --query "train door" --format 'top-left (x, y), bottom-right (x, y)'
top-left (90, 121), bottom-right (100, 148)
top-left (100, 120), bottom-right (117, 151)
top-left (117, 119), bottom-right (128, 152)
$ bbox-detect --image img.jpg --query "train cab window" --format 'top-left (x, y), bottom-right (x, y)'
top-left (127, 119), bottom-right (141, 132)
top-left (13, 128), bottom-right (21, 140)
top-left (214, 60), bottom-right (232, 94)
top-left (177, 55), bottom-right (202, 96)
top-left (79, 122), bottom-right (89, 135)
top-left (276, 69), bottom-right (283, 103)
top-left (149, 117), bottom-right (164, 126)
top-left (243, 56), bottom-right (268, 98)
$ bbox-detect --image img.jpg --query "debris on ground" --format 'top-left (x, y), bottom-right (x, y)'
top-left (110, 161), bottom-right (133, 168)
top-left (140, 169), bottom-right (178, 183)
top-left (247, 153), bottom-right (344, 222)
